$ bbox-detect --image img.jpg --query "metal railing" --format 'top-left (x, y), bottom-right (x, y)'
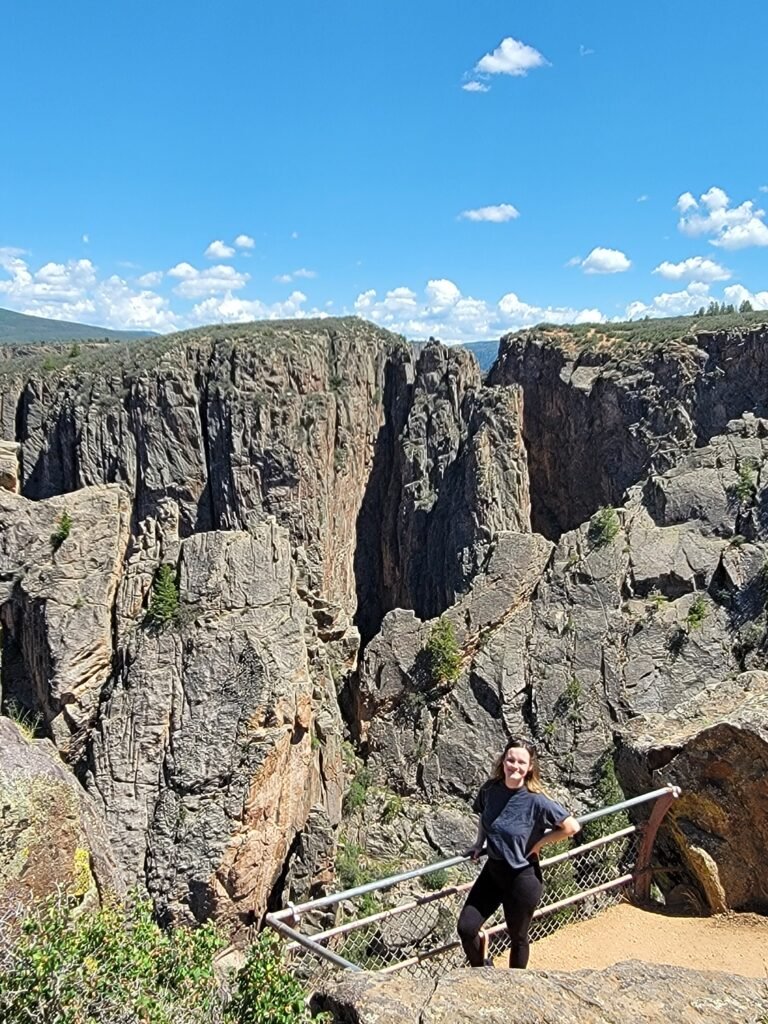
top-left (266, 784), bottom-right (680, 980)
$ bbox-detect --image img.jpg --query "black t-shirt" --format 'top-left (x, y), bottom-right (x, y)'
top-left (472, 781), bottom-right (571, 870)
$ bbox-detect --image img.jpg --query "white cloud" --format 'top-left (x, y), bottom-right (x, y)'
top-left (475, 37), bottom-right (548, 77)
top-left (459, 203), bottom-right (519, 223)
top-left (137, 270), bottom-right (163, 287)
top-left (759, 185), bottom-right (768, 194)
top-left (576, 247), bottom-right (632, 274)
top-left (677, 186), bottom-right (768, 249)
top-left (274, 268), bottom-right (317, 283)
top-left (354, 279), bottom-right (604, 344)
top-left (0, 250), bottom-right (178, 331)
top-left (625, 281), bottom-right (711, 319)
top-left (204, 239), bottom-right (236, 259)
top-left (653, 256), bottom-right (731, 283)
top-left (189, 290), bottom-right (322, 326)
top-left (723, 283), bottom-right (768, 310)
top-left (234, 234), bottom-right (255, 249)
top-left (636, 195), bottom-right (649, 203)
top-left (167, 262), bottom-right (249, 298)
top-left (579, 44), bottom-right (595, 56)
top-left (82, 233), bottom-right (90, 244)
top-left (291, 231), bottom-right (299, 239)
top-left (462, 81), bottom-right (490, 93)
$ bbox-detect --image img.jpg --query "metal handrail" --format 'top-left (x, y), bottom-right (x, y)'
top-left (269, 784), bottom-right (679, 924)
top-left (266, 783), bottom-right (681, 975)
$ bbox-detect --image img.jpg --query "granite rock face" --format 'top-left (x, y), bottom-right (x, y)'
top-left (618, 670), bottom-right (768, 913)
top-left (4, 318), bottom-right (768, 930)
top-left (0, 717), bottom-right (124, 916)
top-left (313, 961), bottom-right (768, 1024)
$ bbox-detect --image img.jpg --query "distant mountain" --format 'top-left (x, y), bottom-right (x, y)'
top-left (0, 307), bottom-right (155, 344)
top-left (459, 340), bottom-right (500, 373)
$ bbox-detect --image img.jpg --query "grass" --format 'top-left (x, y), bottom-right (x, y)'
top-left (686, 595), bottom-right (708, 630)
top-left (50, 510), bottom-right (72, 550)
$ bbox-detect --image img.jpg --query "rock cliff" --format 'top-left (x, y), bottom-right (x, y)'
top-left (2, 316), bottom-right (768, 928)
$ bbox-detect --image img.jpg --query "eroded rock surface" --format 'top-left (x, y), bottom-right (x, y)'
top-left (314, 961), bottom-right (768, 1024)
top-left (618, 670), bottom-right (768, 913)
top-left (0, 717), bottom-right (123, 915)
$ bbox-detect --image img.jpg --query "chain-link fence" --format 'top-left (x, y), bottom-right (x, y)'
top-left (266, 786), bottom-right (678, 981)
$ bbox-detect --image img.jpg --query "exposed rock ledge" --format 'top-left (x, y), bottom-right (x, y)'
top-left (313, 961), bottom-right (768, 1023)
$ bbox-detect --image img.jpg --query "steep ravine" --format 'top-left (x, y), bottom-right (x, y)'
top-left (2, 317), bottom-right (768, 932)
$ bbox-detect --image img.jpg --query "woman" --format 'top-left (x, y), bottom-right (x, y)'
top-left (457, 736), bottom-right (580, 969)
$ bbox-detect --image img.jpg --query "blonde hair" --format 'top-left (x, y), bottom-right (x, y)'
top-left (490, 736), bottom-right (545, 793)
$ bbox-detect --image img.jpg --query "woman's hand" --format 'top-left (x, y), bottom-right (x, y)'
top-left (464, 844), bottom-right (484, 862)
top-left (528, 842), bottom-right (543, 860)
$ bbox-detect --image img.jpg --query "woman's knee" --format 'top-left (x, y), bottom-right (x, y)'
top-left (457, 905), bottom-right (484, 941)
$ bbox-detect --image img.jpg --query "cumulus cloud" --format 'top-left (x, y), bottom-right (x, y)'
top-left (575, 247), bottom-right (632, 274)
top-left (625, 281), bottom-right (711, 319)
top-left (459, 203), bottom-right (519, 223)
top-left (0, 250), bottom-right (178, 331)
top-left (137, 270), bottom-right (163, 287)
top-left (723, 283), bottom-right (768, 310)
top-left (274, 268), bottom-right (317, 283)
top-left (354, 278), bottom-right (604, 344)
top-left (677, 186), bottom-right (768, 249)
top-left (462, 81), bottom-right (490, 93)
top-left (475, 36), bottom-right (548, 77)
top-left (234, 234), bottom-right (255, 249)
top-left (189, 290), bottom-right (322, 326)
top-left (167, 262), bottom-right (249, 298)
top-left (204, 239), bottom-right (236, 259)
top-left (653, 256), bottom-right (731, 283)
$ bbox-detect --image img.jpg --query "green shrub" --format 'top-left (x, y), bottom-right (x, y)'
top-left (588, 506), bottom-right (620, 547)
top-left (227, 931), bottom-right (323, 1024)
top-left (146, 564), bottom-right (180, 628)
top-left (424, 617), bottom-right (461, 687)
top-left (730, 461), bottom-right (757, 505)
top-left (421, 868), bottom-right (450, 892)
top-left (381, 794), bottom-right (404, 824)
top-left (686, 595), bottom-right (708, 630)
top-left (0, 894), bottom-right (322, 1024)
top-left (343, 765), bottom-right (372, 815)
top-left (51, 510), bottom-right (72, 550)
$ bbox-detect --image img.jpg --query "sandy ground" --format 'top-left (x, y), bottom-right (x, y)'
top-left (520, 903), bottom-right (768, 978)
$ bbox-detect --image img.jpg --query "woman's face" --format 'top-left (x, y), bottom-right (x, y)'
top-left (503, 746), bottom-right (531, 788)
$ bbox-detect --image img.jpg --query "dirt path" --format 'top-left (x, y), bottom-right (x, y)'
top-left (523, 904), bottom-right (768, 978)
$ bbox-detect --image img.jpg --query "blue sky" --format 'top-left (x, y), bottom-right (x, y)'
top-left (2, 0), bottom-right (767, 341)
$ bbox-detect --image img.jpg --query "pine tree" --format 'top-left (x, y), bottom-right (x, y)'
top-left (146, 564), bottom-right (179, 627)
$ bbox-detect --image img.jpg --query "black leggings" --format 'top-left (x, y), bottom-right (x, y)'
top-left (457, 858), bottom-right (543, 968)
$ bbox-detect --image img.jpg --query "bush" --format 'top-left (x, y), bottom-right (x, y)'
top-left (0, 894), bottom-right (322, 1024)
top-left (686, 595), bottom-right (708, 630)
top-left (51, 510), bottom-right (72, 550)
top-left (730, 461), bottom-right (757, 505)
top-left (343, 764), bottom-right (372, 815)
top-left (146, 564), bottom-right (180, 628)
top-left (588, 506), bottom-right (620, 547)
top-left (424, 617), bottom-right (461, 687)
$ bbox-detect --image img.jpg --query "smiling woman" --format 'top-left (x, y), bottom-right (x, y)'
top-left (457, 736), bottom-right (581, 970)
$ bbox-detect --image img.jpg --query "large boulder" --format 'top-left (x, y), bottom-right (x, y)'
top-left (0, 717), bottom-right (123, 915)
top-left (313, 961), bottom-right (768, 1023)
top-left (0, 484), bottom-right (130, 763)
top-left (617, 670), bottom-right (768, 913)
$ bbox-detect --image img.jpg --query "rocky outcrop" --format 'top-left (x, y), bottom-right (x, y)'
top-left (489, 323), bottom-right (768, 538)
top-left (313, 961), bottom-right (768, 1023)
top-left (87, 519), bottom-right (345, 931)
top-left (0, 485), bottom-right (130, 763)
top-left (618, 670), bottom-right (768, 914)
top-left (0, 717), bottom-right (123, 915)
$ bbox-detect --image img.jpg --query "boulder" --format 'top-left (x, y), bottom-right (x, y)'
top-left (313, 961), bottom-right (768, 1023)
top-left (0, 717), bottom-right (123, 916)
top-left (617, 670), bottom-right (768, 913)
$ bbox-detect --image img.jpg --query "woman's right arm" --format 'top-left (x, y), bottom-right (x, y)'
top-left (467, 817), bottom-right (486, 860)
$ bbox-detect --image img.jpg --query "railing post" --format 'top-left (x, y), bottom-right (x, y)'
top-left (632, 787), bottom-right (679, 903)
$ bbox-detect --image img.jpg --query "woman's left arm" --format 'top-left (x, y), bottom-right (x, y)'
top-left (529, 816), bottom-right (581, 858)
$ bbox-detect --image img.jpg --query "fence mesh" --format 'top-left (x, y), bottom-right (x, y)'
top-left (277, 817), bottom-right (642, 982)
